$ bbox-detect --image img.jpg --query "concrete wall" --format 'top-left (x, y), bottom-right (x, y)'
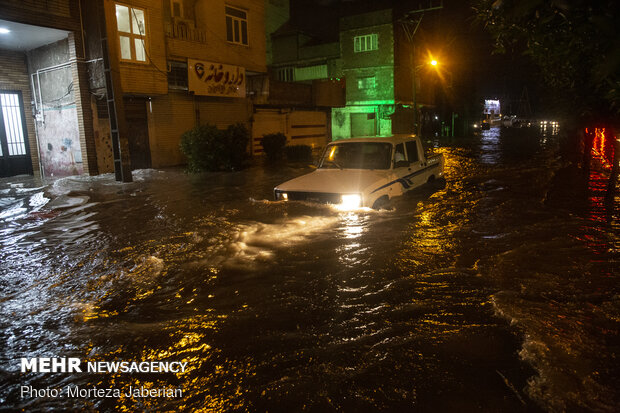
top-left (28, 38), bottom-right (84, 177)
top-left (344, 66), bottom-right (394, 105)
top-left (0, 50), bottom-right (39, 175)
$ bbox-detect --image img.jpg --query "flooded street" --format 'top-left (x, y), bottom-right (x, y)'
top-left (1, 127), bottom-right (618, 412)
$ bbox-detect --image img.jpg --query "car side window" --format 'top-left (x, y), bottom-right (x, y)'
top-left (405, 140), bottom-right (419, 162)
top-left (394, 143), bottom-right (406, 163)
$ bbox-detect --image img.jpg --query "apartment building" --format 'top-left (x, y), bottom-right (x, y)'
top-left (0, 0), bottom-right (266, 178)
top-left (267, 7), bottom-right (440, 141)
top-left (90, 0), bottom-right (267, 172)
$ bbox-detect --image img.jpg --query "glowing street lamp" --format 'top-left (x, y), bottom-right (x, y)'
top-left (412, 57), bottom-right (439, 135)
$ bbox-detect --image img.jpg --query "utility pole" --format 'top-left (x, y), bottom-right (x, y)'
top-left (95, 0), bottom-right (132, 182)
top-left (399, 1), bottom-right (443, 136)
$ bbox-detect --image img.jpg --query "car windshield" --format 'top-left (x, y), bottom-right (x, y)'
top-left (318, 142), bottom-right (392, 170)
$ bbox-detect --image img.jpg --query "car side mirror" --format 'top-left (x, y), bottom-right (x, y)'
top-left (394, 160), bottom-right (409, 168)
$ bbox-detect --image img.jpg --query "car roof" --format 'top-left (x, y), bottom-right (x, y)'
top-left (328, 134), bottom-right (417, 145)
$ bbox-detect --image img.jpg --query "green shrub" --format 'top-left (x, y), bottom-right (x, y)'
top-left (285, 145), bottom-right (313, 162)
top-left (261, 133), bottom-right (287, 161)
top-left (180, 123), bottom-right (249, 172)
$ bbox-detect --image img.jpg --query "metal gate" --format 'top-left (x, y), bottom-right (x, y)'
top-left (124, 97), bottom-right (151, 170)
top-left (351, 112), bottom-right (376, 137)
top-left (0, 92), bottom-right (33, 177)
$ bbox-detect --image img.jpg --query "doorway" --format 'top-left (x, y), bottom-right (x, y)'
top-left (0, 91), bottom-right (33, 177)
top-left (124, 97), bottom-right (151, 170)
top-left (351, 112), bottom-right (376, 137)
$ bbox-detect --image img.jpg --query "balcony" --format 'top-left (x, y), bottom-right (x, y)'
top-left (247, 75), bottom-right (345, 107)
top-left (166, 19), bottom-right (206, 44)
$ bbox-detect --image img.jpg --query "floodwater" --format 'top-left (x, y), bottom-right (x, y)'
top-left (0, 127), bottom-right (618, 412)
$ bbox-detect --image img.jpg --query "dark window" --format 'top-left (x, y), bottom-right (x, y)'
top-left (319, 142), bottom-right (392, 170)
top-left (225, 5), bottom-right (248, 45)
top-left (405, 140), bottom-right (419, 162)
top-left (168, 61), bottom-right (188, 90)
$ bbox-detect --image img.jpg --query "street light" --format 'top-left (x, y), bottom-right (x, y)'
top-left (412, 56), bottom-right (439, 135)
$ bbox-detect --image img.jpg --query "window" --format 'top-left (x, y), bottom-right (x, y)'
top-left (354, 34), bottom-right (378, 52)
top-left (0, 93), bottom-right (27, 156)
top-left (295, 64), bottom-right (328, 81)
top-left (277, 67), bottom-right (294, 82)
top-left (168, 61), bottom-right (188, 90)
top-left (115, 3), bottom-right (147, 62)
top-left (225, 5), bottom-right (248, 45)
top-left (405, 140), bottom-right (419, 162)
top-left (171, 0), bottom-right (183, 18)
top-left (394, 143), bottom-right (405, 164)
top-left (319, 142), bottom-right (392, 170)
top-left (357, 76), bottom-right (375, 90)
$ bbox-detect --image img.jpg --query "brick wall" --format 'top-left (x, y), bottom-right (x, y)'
top-left (0, 50), bottom-right (39, 175)
top-left (104, 0), bottom-right (168, 95)
top-left (0, 0), bottom-right (79, 31)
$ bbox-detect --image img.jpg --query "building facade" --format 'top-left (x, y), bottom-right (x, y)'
top-left (248, 18), bottom-right (345, 155)
top-left (0, 0), bottom-right (267, 178)
top-left (0, 0), bottom-right (96, 178)
top-left (267, 7), bottom-right (440, 142)
top-left (90, 0), bottom-right (267, 172)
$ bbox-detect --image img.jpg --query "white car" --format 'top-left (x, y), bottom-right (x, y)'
top-left (274, 135), bottom-right (444, 209)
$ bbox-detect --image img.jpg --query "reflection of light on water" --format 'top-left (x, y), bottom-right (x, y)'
top-left (479, 128), bottom-right (501, 164)
top-left (540, 121), bottom-right (559, 136)
top-left (340, 212), bottom-right (365, 239)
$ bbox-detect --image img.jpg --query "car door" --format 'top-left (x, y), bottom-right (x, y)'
top-left (391, 142), bottom-right (410, 195)
top-left (401, 139), bottom-right (426, 189)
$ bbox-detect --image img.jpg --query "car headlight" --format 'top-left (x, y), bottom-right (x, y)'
top-left (339, 194), bottom-right (361, 209)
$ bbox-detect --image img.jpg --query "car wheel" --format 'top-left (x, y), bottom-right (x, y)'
top-left (372, 195), bottom-right (390, 210)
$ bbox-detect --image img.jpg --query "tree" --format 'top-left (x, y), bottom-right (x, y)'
top-left (472, 0), bottom-right (619, 126)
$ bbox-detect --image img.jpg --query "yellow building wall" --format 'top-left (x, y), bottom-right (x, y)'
top-left (192, 0), bottom-right (266, 73)
top-left (105, 0), bottom-right (168, 95)
top-left (148, 93), bottom-right (195, 168)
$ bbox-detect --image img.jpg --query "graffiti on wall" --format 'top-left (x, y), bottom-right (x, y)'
top-left (38, 107), bottom-right (83, 177)
top-left (188, 59), bottom-right (246, 98)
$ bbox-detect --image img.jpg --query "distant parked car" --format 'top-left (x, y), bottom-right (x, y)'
top-left (274, 135), bottom-right (445, 209)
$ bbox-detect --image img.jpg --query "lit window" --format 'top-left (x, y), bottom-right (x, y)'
top-left (354, 34), bottom-right (378, 52)
top-left (116, 3), bottom-right (147, 63)
top-left (225, 5), bottom-right (248, 45)
top-left (0, 93), bottom-right (27, 156)
top-left (357, 76), bottom-right (375, 90)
